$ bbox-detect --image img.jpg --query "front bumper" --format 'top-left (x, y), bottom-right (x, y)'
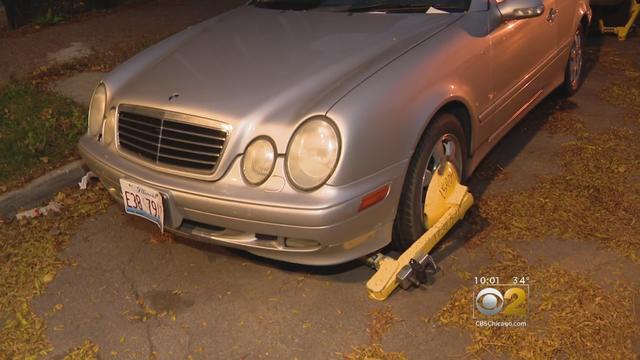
top-left (79, 136), bottom-right (406, 265)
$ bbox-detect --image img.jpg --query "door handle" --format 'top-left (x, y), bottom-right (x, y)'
top-left (547, 8), bottom-right (559, 23)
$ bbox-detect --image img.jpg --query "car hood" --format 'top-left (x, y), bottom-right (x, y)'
top-left (109, 6), bottom-right (460, 164)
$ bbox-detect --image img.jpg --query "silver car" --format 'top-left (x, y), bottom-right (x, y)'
top-left (79, 0), bottom-right (591, 265)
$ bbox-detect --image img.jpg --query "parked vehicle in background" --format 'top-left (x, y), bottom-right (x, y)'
top-left (79, 0), bottom-right (591, 265)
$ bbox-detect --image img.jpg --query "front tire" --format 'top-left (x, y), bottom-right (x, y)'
top-left (563, 24), bottom-right (585, 96)
top-left (392, 112), bottom-right (466, 250)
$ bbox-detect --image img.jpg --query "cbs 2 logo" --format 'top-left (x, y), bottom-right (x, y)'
top-left (475, 287), bottom-right (527, 317)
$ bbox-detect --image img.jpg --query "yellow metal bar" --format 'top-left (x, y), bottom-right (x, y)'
top-left (599, 0), bottom-right (639, 40)
top-left (365, 162), bottom-right (474, 301)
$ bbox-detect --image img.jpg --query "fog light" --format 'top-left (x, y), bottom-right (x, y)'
top-left (284, 238), bottom-right (320, 249)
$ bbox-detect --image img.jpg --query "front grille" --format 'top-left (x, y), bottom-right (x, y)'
top-left (117, 110), bottom-right (227, 173)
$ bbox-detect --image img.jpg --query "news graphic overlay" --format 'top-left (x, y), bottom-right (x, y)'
top-left (473, 276), bottom-right (529, 327)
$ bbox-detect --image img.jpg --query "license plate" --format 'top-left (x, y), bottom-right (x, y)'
top-left (119, 179), bottom-right (164, 231)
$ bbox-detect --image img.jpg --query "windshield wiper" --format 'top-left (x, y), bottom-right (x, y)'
top-left (347, 2), bottom-right (435, 13)
top-left (250, 0), bottom-right (463, 13)
top-left (250, 0), bottom-right (323, 10)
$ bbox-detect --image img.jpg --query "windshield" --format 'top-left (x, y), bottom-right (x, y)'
top-left (250, 0), bottom-right (470, 13)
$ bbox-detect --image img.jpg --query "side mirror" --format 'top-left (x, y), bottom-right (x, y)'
top-left (497, 0), bottom-right (545, 21)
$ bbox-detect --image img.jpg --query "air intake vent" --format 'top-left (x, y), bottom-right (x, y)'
top-left (117, 108), bottom-right (227, 174)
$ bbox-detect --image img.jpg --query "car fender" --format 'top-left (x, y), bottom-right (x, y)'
top-left (326, 18), bottom-right (491, 187)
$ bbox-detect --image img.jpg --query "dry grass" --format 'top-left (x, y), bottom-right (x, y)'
top-left (147, 230), bottom-right (175, 245)
top-left (602, 81), bottom-right (640, 117)
top-left (343, 344), bottom-right (408, 360)
top-left (341, 306), bottom-right (407, 360)
top-left (63, 340), bottom-right (100, 360)
top-left (437, 246), bottom-right (639, 359)
top-left (0, 184), bottom-right (111, 358)
top-left (599, 46), bottom-right (640, 124)
top-left (594, 47), bottom-right (640, 79)
top-left (466, 112), bottom-right (640, 263)
top-left (366, 306), bottom-right (400, 343)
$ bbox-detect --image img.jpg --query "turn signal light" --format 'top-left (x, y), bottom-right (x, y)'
top-left (359, 185), bottom-right (390, 212)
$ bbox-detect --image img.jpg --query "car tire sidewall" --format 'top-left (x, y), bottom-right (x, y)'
top-left (392, 112), bottom-right (467, 250)
top-left (563, 24), bottom-right (585, 96)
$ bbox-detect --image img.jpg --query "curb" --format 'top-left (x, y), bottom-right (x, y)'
top-left (0, 160), bottom-right (86, 219)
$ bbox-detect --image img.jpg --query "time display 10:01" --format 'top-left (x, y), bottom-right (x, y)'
top-left (474, 276), bottom-right (500, 285)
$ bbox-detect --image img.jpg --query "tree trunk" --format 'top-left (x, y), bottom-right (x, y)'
top-left (1, 0), bottom-right (32, 29)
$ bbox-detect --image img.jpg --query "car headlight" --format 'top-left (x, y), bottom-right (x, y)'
top-left (286, 117), bottom-right (340, 191)
top-left (88, 84), bottom-right (107, 137)
top-left (242, 137), bottom-right (277, 185)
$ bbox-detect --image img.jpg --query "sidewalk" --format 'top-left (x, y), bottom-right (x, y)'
top-left (0, 0), bottom-right (244, 86)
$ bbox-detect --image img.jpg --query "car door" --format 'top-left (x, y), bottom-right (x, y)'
top-left (554, 0), bottom-right (579, 46)
top-left (480, 0), bottom-right (559, 144)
